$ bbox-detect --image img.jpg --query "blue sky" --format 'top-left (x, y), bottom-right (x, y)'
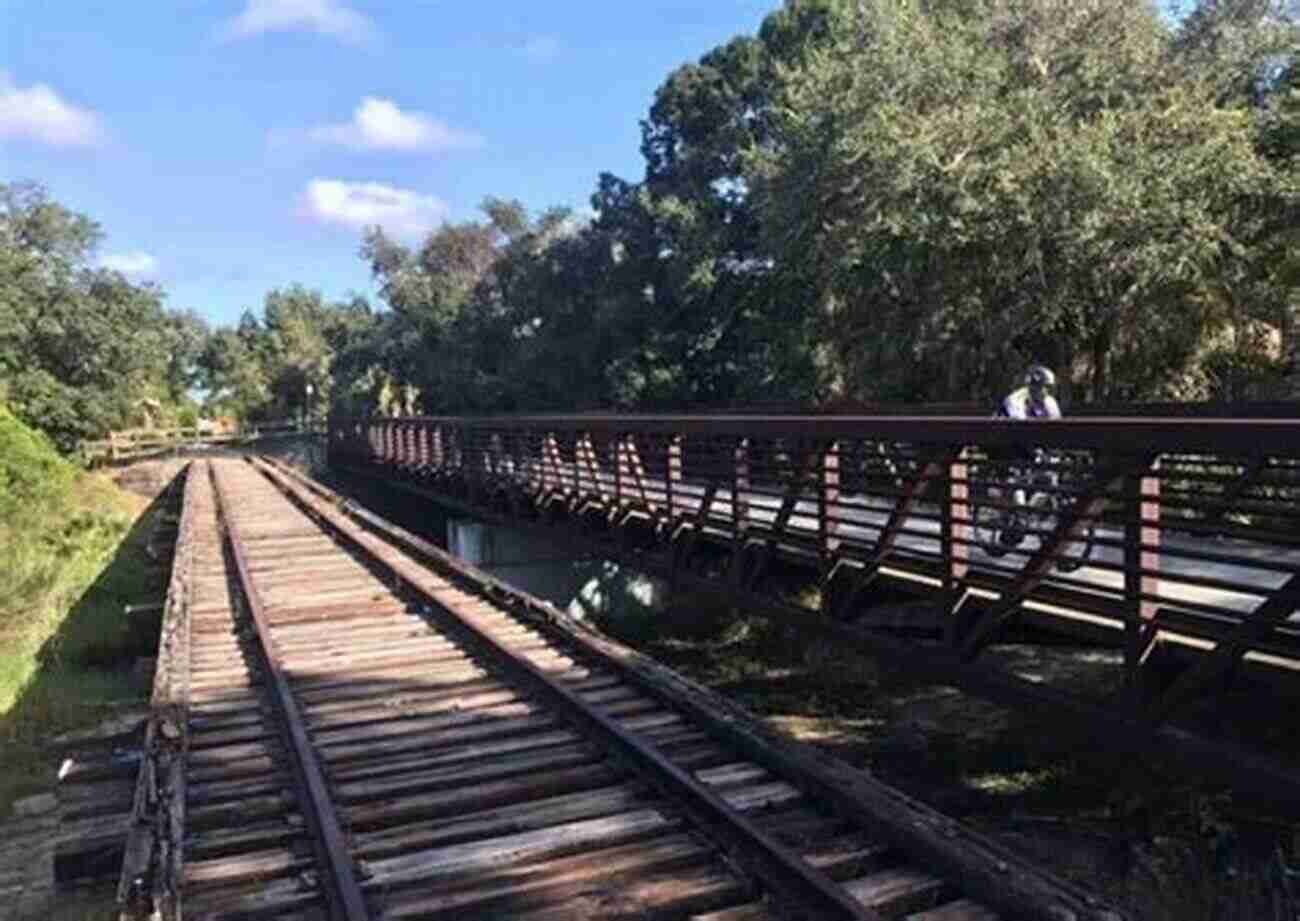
top-left (1, 0), bottom-right (776, 326)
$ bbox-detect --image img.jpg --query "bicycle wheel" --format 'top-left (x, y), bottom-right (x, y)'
top-left (1040, 495), bottom-right (1097, 572)
top-left (1053, 519), bottom-right (1096, 571)
top-left (970, 481), bottom-right (1014, 558)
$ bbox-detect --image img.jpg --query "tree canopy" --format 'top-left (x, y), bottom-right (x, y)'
top-left (0, 182), bottom-right (209, 450)
top-left (5, 0), bottom-right (1297, 448)
top-left (321, 0), bottom-right (1298, 413)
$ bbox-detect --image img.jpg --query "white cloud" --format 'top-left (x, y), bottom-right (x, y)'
top-left (219, 0), bottom-right (377, 44)
top-left (301, 178), bottom-right (447, 237)
top-left (310, 97), bottom-right (482, 152)
top-left (519, 36), bottom-right (560, 60)
top-left (99, 251), bottom-right (159, 279)
top-left (0, 73), bottom-right (102, 147)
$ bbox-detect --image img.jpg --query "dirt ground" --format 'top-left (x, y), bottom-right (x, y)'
top-left (604, 602), bottom-right (1300, 921)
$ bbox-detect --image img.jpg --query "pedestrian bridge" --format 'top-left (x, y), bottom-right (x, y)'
top-left (326, 412), bottom-right (1300, 802)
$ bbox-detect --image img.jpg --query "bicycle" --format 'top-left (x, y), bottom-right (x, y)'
top-left (969, 450), bottom-right (1097, 572)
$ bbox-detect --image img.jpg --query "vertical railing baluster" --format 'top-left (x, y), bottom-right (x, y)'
top-left (820, 441), bottom-right (840, 561)
top-left (591, 433), bottom-right (603, 504)
top-left (567, 432), bottom-right (579, 497)
top-left (558, 431), bottom-right (568, 498)
top-left (613, 435), bottom-right (623, 516)
top-left (1124, 457), bottom-right (1162, 700)
top-left (940, 447), bottom-right (970, 647)
top-left (949, 452), bottom-right (970, 583)
top-left (627, 435), bottom-right (649, 508)
top-left (572, 434), bottom-right (582, 500)
top-left (731, 438), bottom-right (750, 586)
top-left (541, 433), bottom-right (551, 495)
top-left (734, 439), bottom-right (750, 536)
top-left (1141, 463), bottom-right (1161, 624)
top-left (490, 433), bottom-right (502, 481)
top-left (543, 433), bottom-right (560, 497)
top-left (667, 436), bottom-right (682, 526)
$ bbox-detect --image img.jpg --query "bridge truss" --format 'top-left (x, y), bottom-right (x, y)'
top-left (328, 413), bottom-right (1300, 803)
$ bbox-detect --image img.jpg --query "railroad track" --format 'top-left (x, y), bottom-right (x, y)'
top-left (119, 457), bottom-right (1125, 921)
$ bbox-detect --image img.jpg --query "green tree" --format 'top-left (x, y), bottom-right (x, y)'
top-left (606, 1), bottom-right (843, 406)
top-left (0, 182), bottom-right (203, 449)
top-left (200, 289), bottom-right (375, 422)
top-left (750, 0), bottom-right (1298, 403)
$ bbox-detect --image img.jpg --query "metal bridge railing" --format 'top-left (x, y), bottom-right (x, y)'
top-left (328, 414), bottom-right (1300, 734)
top-left (81, 418), bottom-right (326, 466)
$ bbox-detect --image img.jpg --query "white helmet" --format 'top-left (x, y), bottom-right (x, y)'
top-left (1024, 364), bottom-right (1056, 389)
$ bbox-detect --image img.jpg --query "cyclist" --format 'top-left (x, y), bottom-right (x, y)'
top-left (997, 364), bottom-right (1061, 422)
top-left (992, 364), bottom-right (1061, 548)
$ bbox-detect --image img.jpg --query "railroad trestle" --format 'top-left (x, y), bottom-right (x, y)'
top-left (118, 455), bottom-right (1131, 920)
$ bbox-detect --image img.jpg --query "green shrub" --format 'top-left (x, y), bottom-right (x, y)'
top-left (0, 404), bottom-right (145, 718)
top-left (0, 403), bottom-right (74, 524)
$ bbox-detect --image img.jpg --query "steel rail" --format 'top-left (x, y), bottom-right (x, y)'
top-left (208, 464), bottom-right (371, 921)
top-left (257, 455), bottom-right (1129, 921)
top-left (247, 459), bottom-right (881, 921)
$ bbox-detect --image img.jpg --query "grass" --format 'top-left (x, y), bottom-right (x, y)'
top-left (0, 407), bottom-right (163, 816)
